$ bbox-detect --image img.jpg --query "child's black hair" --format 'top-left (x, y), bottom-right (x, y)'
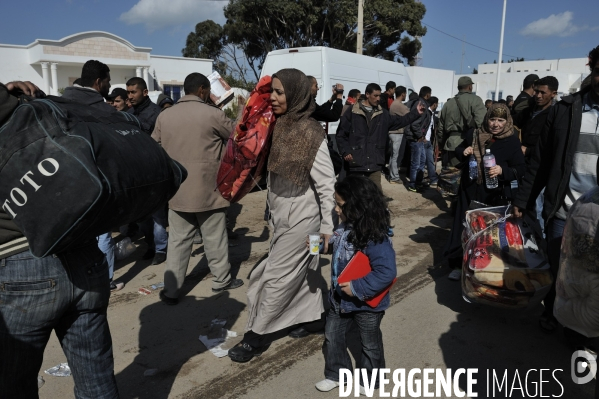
top-left (334, 175), bottom-right (390, 250)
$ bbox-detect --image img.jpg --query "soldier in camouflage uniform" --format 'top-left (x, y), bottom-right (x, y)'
top-left (437, 76), bottom-right (487, 167)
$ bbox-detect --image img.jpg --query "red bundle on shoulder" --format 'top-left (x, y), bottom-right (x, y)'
top-left (216, 76), bottom-right (276, 203)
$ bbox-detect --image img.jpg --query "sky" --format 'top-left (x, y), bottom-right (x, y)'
top-left (0, 0), bottom-right (596, 75)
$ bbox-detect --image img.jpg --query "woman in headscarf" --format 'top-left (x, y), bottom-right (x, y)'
top-left (228, 69), bottom-right (336, 362)
top-left (444, 103), bottom-right (526, 280)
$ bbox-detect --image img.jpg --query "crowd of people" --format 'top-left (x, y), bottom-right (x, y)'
top-left (0, 41), bottom-right (598, 397)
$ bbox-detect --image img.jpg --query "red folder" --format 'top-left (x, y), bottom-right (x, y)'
top-left (337, 251), bottom-right (397, 308)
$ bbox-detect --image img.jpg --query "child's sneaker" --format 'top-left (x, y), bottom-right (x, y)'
top-left (315, 379), bottom-right (339, 392)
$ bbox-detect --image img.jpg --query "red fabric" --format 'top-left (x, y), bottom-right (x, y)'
top-left (387, 98), bottom-right (393, 109)
top-left (216, 76), bottom-right (276, 203)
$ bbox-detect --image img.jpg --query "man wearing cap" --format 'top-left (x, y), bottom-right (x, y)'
top-left (512, 74), bottom-right (539, 115)
top-left (157, 93), bottom-right (174, 110)
top-left (106, 88), bottom-right (129, 112)
top-left (437, 76), bottom-right (487, 167)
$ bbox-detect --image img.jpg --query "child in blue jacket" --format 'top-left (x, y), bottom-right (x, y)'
top-left (315, 175), bottom-right (397, 393)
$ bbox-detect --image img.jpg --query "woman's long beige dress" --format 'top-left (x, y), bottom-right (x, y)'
top-left (245, 139), bottom-right (336, 334)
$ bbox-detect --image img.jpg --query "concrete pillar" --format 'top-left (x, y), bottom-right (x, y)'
top-left (143, 67), bottom-right (149, 89)
top-left (50, 63), bottom-right (58, 96)
top-left (147, 69), bottom-right (154, 91)
top-left (41, 62), bottom-right (50, 95)
top-left (136, 67), bottom-right (142, 78)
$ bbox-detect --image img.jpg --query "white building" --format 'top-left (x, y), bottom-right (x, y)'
top-left (0, 31), bottom-right (212, 102)
top-left (455, 58), bottom-right (590, 101)
top-left (406, 66), bottom-right (455, 109)
top-left (408, 57), bottom-right (591, 107)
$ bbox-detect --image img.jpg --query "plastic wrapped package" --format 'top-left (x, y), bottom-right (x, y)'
top-left (554, 187), bottom-right (599, 338)
top-left (216, 76), bottom-right (276, 203)
top-left (461, 204), bottom-right (552, 309)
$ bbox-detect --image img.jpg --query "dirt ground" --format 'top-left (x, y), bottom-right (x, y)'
top-left (36, 176), bottom-right (597, 398)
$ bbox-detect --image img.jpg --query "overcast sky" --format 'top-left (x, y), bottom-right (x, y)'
top-left (1, 0), bottom-right (597, 75)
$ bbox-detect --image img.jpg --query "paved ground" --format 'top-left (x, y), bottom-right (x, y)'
top-left (37, 178), bottom-right (597, 398)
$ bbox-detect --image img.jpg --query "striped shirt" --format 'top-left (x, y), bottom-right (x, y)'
top-left (0, 236), bottom-right (29, 259)
top-left (556, 94), bottom-right (599, 219)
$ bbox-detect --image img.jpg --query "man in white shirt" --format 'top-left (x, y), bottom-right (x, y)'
top-left (420, 96), bottom-right (439, 187)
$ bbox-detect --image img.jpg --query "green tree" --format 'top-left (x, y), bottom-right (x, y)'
top-left (182, 19), bottom-right (255, 91)
top-left (182, 0), bottom-right (427, 82)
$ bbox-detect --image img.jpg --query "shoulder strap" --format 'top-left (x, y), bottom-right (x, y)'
top-left (454, 94), bottom-right (475, 130)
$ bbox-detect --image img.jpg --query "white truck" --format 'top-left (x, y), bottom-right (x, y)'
top-left (260, 46), bottom-right (416, 135)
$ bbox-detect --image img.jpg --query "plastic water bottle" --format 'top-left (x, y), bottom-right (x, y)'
top-left (483, 149), bottom-right (499, 189)
top-left (468, 155), bottom-right (478, 180)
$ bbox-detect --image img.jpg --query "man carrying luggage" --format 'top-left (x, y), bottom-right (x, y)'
top-left (0, 80), bottom-right (120, 398)
top-left (127, 77), bottom-right (168, 265)
top-left (63, 60), bottom-right (124, 291)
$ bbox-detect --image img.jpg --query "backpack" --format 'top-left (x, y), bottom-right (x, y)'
top-left (0, 97), bottom-right (187, 257)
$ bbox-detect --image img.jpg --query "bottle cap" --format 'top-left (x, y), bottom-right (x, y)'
top-left (485, 149), bottom-right (491, 154)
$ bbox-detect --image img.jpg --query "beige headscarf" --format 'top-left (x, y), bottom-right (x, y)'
top-left (472, 103), bottom-right (514, 184)
top-left (267, 69), bottom-right (325, 189)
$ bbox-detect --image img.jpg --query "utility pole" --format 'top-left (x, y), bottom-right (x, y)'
top-left (460, 35), bottom-right (465, 74)
top-left (357, 0), bottom-right (363, 54)
top-left (494, 0), bottom-right (507, 101)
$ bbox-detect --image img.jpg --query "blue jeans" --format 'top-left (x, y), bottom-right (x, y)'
top-left (536, 188), bottom-right (546, 238)
top-left (388, 134), bottom-right (403, 182)
top-left (409, 141), bottom-right (424, 188)
top-left (97, 233), bottom-right (115, 280)
top-left (421, 141), bottom-right (438, 183)
top-left (140, 206), bottom-right (168, 253)
top-left (323, 305), bottom-right (385, 388)
top-left (0, 244), bottom-right (119, 398)
top-left (544, 218), bottom-right (566, 317)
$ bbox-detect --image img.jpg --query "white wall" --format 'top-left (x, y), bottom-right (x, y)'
top-left (406, 66), bottom-right (455, 109)
top-left (150, 55), bottom-right (212, 91)
top-left (0, 46), bottom-right (42, 87)
top-left (454, 70), bottom-right (587, 101)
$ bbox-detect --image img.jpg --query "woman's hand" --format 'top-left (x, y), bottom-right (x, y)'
top-left (321, 233), bottom-right (331, 253)
top-left (339, 282), bottom-right (354, 297)
top-left (463, 146), bottom-right (473, 156)
top-left (487, 165), bottom-right (502, 178)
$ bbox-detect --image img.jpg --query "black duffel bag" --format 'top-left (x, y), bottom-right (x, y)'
top-left (0, 97), bottom-right (187, 257)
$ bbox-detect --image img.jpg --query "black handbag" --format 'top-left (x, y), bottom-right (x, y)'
top-left (0, 97), bottom-right (187, 257)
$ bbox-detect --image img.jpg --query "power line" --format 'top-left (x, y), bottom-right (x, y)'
top-left (422, 22), bottom-right (522, 60)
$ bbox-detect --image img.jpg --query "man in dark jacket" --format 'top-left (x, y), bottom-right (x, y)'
top-left (0, 81), bottom-right (120, 397)
top-left (336, 83), bottom-right (424, 193)
top-left (126, 77), bottom-right (168, 265)
top-left (513, 45), bottom-right (599, 332)
top-left (512, 73), bottom-right (539, 115)
top-left (405, 86), bottom-right (432, 191)
top-left (127, 76), bottom-right (161, 134)
top-left (379, 81), bottom-right (396, 111)
top-left (63, 60), bottom-right (123, 291)
top-left (61, 59), bottom-right (113, 113)
top-left (513, 76), bottom-right (558, 235)
top-left (307, 75), bottom-right (344, 123)
top-left (514, 76), bottom-right (558, 162)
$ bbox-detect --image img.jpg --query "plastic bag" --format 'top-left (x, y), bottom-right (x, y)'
top-left (115, 237), bottom-right (136, 261)
top-left (44, 363), bottom-right (71, 377)
top-left (461, 204), bottom-right (552, 309)
top-left (554, 187), bottom-right (599, 337)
